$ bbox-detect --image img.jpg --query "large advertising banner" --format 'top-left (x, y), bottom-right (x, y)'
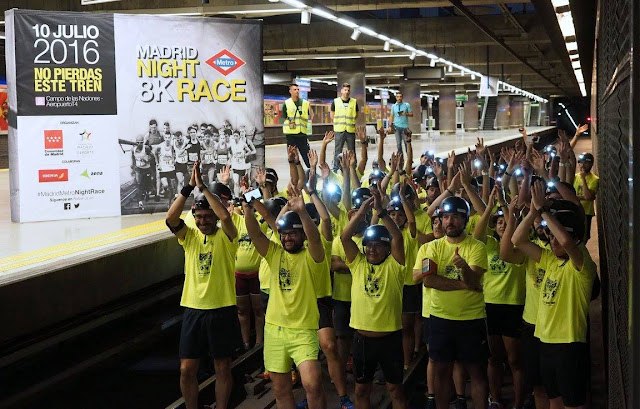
top-left (5, 9), bottom-right (264, 222)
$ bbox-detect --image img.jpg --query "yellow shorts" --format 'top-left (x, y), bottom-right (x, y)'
top-left (264, 322), bottom-right (319, 373)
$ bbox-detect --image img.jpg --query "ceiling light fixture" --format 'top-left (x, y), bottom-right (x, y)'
top-left (429, 58), bottom-right (436, 67)
top-left (300, 10), bottom-right (311, 24)
top-left (383, 41), bottom-right (390, 51)
top-left (410, 52), bottom-right (416, 60)
top-left (350, 29), bottom-right (361, 41)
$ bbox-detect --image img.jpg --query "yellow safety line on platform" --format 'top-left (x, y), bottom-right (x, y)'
top-left (0, 219), bottom-right (168, 273)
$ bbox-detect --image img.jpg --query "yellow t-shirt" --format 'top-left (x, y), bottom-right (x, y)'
top-left (534, 246), bottom-right (597, 343)
top-left (258, 230), bottom-right (281, 292)
top-left (348, 252), bottom-right (405, 332)
top-left (314, 235), bottom-right (333, 298)
top-left (330, 203), bottom-right (349, 240)
top-left (522, 244), bottom-right (548, 325)
top-left (483, 236), bottom-right (526, 305)
top-left (421, 235), bottom-right (488, 321)
top-left (233, 212), bottom-right (266, 272)
top-left (402, 227), bottom-right (420, 285)
top-left (178, 225), bottom-right (239, 310)
top-left (263, 241), bottom-right (324, 329)
top-left (413, 244), bottom-right (432, 318)
top-left (415, 207), bottom-right (433, 235)
top-left (331, 236), bottom-right (363, 302)
top-left (573, 173), bottom-right (599, 216)
top-left (466, 212), bottom-right (482, 235)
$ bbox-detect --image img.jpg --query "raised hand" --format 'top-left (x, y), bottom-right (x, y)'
top-left (378, 126), bottom-right (387, 140)
top-left (287, 145), bottom-right (299, 163)
top-left (530, 150), bottom-right (546, 172)
top-left (340, 150), bottom-right (349, 170)
top-left (531, 180), bottom-right (548, 210)
top-left (319, 161), bottom-right (331, 180)
top-left (389, 152), bottom-right (399, 172)
top-left (348, 150), bottom-right (357, 167)
top-left (404, 128), bottom-right (413, 143)
top-left (288, 194), bottom-right (306, 214)
top-left (189, 161), bottom-right (197, 186)
top-left (447, 150), bottom-right (456, 169)
top-left (371, 185), bottom-right (384, 213)
top-left (458, 162), bottom-right (473, 186)
top-left (193, 160), bottom-right (203, 187)
top-left (217, 165), bottom-right (231, 185)
top-left (397, 152), bottom-right (405, 171)
top-left (575, 124), bottom-right (589, 136)
top-left (308, 149), bottom-right (319, 168)
top-left (356, 126), bottom-right (367, 143)
top-left (558, 139), bottom-right (570, 162)
top-left (323, 130), bottom-right (335, 144)
top-left (433, 160), bottom-right (444, 178)
top-left (254, 167), bottom-right (266, 185)
top-left (240, 174), bottom-right (250, 193)
top-left (448, 171), bottom-right (462, 192)
top-left (357, 196), bottom-right (374, 217)
top-left (475, 137), bottom-right (486, 156)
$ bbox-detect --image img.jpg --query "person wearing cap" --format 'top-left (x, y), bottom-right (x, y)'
top-left (573, 152), bottom-right (598, 242)
top-left (243, 186), bottom-right (327, 409)
top-left (331, 83), bottom-right (359, 171)
top-left (388, 92), bottom-right (413, 155)
top-left (414, 195), bottom-right (489, 409)
top-left (283, 83), bottom-right (314, 168)
top-left (341, 187), bottom-right (407, 409)
top-left (331, 187), bottom-right (373, 379)
top-left (165, 161), bottom-right (240, 409)
top-left (512, 181), bottom-right (596, 409)
top-left (473, 186), bottom-right (527, 409)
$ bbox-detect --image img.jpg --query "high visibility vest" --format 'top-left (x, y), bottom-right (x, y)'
top-left (282, 98), bottom-right (310, 135)
top-left (333, 97), bottom-right (357, 133)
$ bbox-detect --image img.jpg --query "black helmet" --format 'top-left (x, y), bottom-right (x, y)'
top-left (276, 211), bottom-right (303, 231)
top-left (264, 167), bottom-right (278, 184)
top-left (210, 182), bottom-right (233, 202)
top-left (352, 187), bottom-right (372, 210)
top-left (390, 182), bottom-right (415, 202)
top-left (386, 196), bottom-right (404, 212)
top-left (548, 200), bottom-right (585, 240)
top-left (412, 165), bottom-right (428, 182)
top-left (192, 194), bottom-right (211, 211)
top-left (362, 224), bottom-right (392, 247)
top-left (439, 196), bottom-right (470, 221)
top-left (578, 152), bottom-right (594, 163)
top-left (491, 208), bottom-right (506, 224)
top-left (368, 169), bottom-right (386, 183)
top-left (549, 198), bottom-right (581, 214)
top-left (305, 203), bottom-right (320, 224)
top-left (324, 182), bottom-right (342, 198)
top-left (423, 149), bottom-right (436, 159)
top-left (264, 197), bottom-right (287, 219)
top-left (472, 176), bottom-right (495, 191)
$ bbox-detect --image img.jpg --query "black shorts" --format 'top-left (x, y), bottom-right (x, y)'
top-left (485, 303), bottom-right (525, 338)
top-left (422, 317), bottom-right (431, 345)
top-left (539, 342), bottom-right (589, 407)
top-left (175, 162), bottom-right (188, 175)
top-left (352, 330), bottom-right (404, 384)
top-left (402, 284), bottom-right (422, 314)
top-left (522, 321), bottom-right (543, 387)
top-left (261, 291), bottom-right (269, 311)
top-left (318, 296), bottom-right (334, 330)
top-left (179, 306), bottom-right (241, 360)
top-left (428, 315), bottom-right (489, 363)
top-left (159, 171), bottom-right (176, 180)
top-left (235, 271), bottom-right (260, 296)
top-left (333, 300), bottom-right (354, 337)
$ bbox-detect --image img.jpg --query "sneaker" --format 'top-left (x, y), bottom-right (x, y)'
top-left (339, 395), bottom-right (354, 409)
top-left (455, 396), bottom-right (468, 409)
top-left (296, 398), bottom-right (308, 409)
top-left (425, 396), bottom-right (436, 409)
top-left (258, 370), bottom-right (270, 380)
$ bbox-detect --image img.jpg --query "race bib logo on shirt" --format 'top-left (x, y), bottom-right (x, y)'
top-left (542, 277), bottom-right (559, 305)
top-left (364, 270), bottom-right (381, 297)
top-left (205, 49), bottom-right (245, 76)
top-left (489, 254), bottom-right (507, 274)
top-left (444, 265), bottom-right (461, 280)
top-left (535, 268), bottom-right (546, 288)
top-left (198, 252), bottom-right (212, 276)
top-left (279, 267), bottom-right (294, 291)
top-left (238, 233), bottom-right (252, 249)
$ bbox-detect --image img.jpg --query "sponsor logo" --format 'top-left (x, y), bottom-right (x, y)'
top-left (77, 130), bottom-right (94, 156)
top-left (79, 130), bottom-right (92, 141)
top-left (44, 130), bottom-right (63, 149)
top-left (80, 169), bottom-right (103, 178)
top-left (39, 169), bottom-right (68, 183)
top-left (205, 49), bottom-right (245, 76)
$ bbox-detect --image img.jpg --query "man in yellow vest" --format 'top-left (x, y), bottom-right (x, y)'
top-left (283, 83), bottom-right (314, 168)
top-left (330, 83), bottom-right (359, 171)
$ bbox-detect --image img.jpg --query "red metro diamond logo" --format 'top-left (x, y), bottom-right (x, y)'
top-left (205, 49), bottom-right (245, 76)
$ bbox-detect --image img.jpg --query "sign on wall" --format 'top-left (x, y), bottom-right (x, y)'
top-left (5, 9), bottom-right (264, 222)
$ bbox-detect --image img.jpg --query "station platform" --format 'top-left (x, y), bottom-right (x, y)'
top-left (0, 126), bottom-right (553, 280)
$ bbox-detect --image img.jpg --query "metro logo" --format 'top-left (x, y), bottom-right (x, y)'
top-left (44, 130), bottom-right (63, 149)
top-left (205, 49), bottom-right (245, 76)
top-left (39, 169), bottom-right (68, 183)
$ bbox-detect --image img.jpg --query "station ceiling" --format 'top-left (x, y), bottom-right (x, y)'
top-left (1, 0), bottom-right (596, 98)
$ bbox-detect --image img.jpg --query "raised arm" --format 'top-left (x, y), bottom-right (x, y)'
top-left (372, 186), bottom-right (405, 264)
top-left (242, 201), bottom-right (271, 257)
top-left (511, 200), bottom-right (542, 263)
top-left (289, 188), bottom-right (324, 263)
top-left (307, 185), bottom-right (333, 242)
top-left (570, 124), bottom-right (589, 149)
top-left (500, 195), bottom-right (526, 264)
top-left (341, 197), bottom-right (374, 263)
top-left (473, 186), bottom-right (498, 243)
top-left (356, 126), bottom-right (369, 176)
top-left (166, 163), bottom-right (195, 241)
top-left (319, 131), bottom-right (334, 168)
top-left (377, 127), bottom-right (387, 171)
top-left (404, 130), bottom-right (414, 175)
top-left (381, 152), bottom-right (398, 193)
top-left (254, 167), bottom-right (271, 200)
top-left (427, 172), bottom-right (461, 216)
top-left (459, 162), bottom-right (486, 214)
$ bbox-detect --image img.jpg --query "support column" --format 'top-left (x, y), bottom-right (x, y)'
top-left (496, 94), bottom-right (510, 130)
top-left (464, 92), bottom-right (479, 132)
top-left (398, 80), bottom-right (422, 134)
top-left (509, 97), bottom-right (524, 128)
top-left (337, 59), bottom-right (366, 127)
top-left (438, 86), bottom-right (456, 134)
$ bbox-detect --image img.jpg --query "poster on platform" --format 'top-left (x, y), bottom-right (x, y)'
top-left (5, 9), bottom-right (264, 222)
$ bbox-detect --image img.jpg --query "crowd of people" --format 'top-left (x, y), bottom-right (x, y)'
top-left (128, 119), bottom-right (262, 211)
top-left (165, 119), bottom-right (599, 409)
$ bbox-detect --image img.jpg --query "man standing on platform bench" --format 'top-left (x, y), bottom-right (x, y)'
top-left (331, 83), bottom-right (359, 171)
top-left (388, 92), bottom-right (413, 155)
top-left (283, 83), bottom-right (314, 168)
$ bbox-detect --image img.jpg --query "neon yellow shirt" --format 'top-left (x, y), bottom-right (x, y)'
top-left (402, 226), bottom-right (420, 285)
top-left (522, 250), bottom-right (548, 324)
top-left (314, 235), bottom-right (333, 298)
top-left (466, 213), bottom-right (482, 235)
top-left (330, 203), bottom-right (349, 240)
top-left (233, 212), bottom-right (266, 272)
top-left (415, 207), bottom-right (433, 235)
top-left (414, 243), bottom-right (432, 318)
top-left (331, 236), bottom-right (363, 302)
top-left (263, 241), bottom-right (324, 329)
top-left (258, 230), bottom-right (281, 292)
top-left (348, 252), bottom-right (405, 332)
top-left (573, 173), bottom-right (599, 216)
top-left (483, 236), bottom-right (526, 305)
top-left (421, 235), bottom-right (488, 320)
top-left (534, 246), bottom-right (596, 343)
top-left (178, 225), bottom-right (239, 310)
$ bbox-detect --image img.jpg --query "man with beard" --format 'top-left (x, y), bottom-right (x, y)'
top-left (243, 187), bottom-right (327, 409)
top-left (165, 161), bottom-right (240, 409)
top-left (418, 196), bottom-right (489, 409)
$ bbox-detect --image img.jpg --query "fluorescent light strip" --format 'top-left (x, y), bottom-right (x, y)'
top-left (278, 0), bottom-right (308, 8)
top-left (219, 8), bottom-right (300, 14)
top-left (264, 57), bottom-right (297, 61)
top-left (311, 7), bottom-right (337, 20)
top-left (337, 17), bottom-right (358, 29)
